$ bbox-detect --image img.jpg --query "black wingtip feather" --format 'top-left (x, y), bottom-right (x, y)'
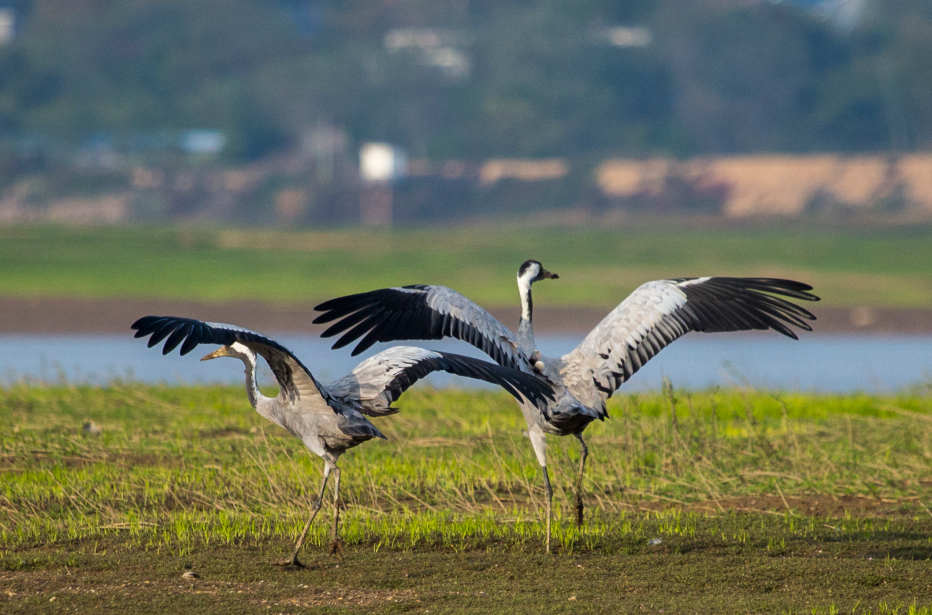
top-left (133, 316), bottom-right (170, 338)
top-left (162, 322), bottom-right (193, 355)
top-left (314, 292), bottom-right (372, 313)
top-left (147, 320), bottom-right (179, 348)
top-left (179, 325), bottom-right (202, 356)
top-left (348, 340), bottom-right (371, 356)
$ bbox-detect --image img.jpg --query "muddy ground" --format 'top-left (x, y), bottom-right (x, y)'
top-left (4, 501), bottom-right (932, 615)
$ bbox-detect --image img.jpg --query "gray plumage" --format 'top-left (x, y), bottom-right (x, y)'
top-left (314, 262), bottom-right (820, 552)
top-left (131, 315), bottom-right (553, 564)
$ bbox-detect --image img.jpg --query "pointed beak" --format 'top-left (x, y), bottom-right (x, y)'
top-left (201, 346), bottom-right (230, 362)
top-left (541, 268), bottom-right (559, 280)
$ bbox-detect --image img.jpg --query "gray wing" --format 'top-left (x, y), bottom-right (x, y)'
top-left (327, 346), bottom-right (555, 417)
top-left (561, 278), bottom-right (819, 405)
top-left (131, 315), bottom-right (334, 408)
top-left (314, 285), bottom-right (532, 373)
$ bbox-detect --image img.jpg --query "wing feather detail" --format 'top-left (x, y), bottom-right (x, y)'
top-left (327, 346), bottom-right (555, 417)
top-left (131, 315), bottom-right (333, 408)
top-left (314, 285), bottom-right (532, 373)
top-left (561, 278), bottom-right (818, 404)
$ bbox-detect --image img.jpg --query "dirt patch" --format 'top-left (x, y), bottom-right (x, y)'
top-left (1, 295), bottom-right (930, 335)
top-left (4, 538), bottom-right (932, 614)
top-left (274, 587), bottom-right (419, 609)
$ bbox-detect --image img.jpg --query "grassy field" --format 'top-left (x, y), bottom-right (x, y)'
top-left (2, 383), bottom-right (932, 613)
top-left (1, 224), bottom-right (932, 308)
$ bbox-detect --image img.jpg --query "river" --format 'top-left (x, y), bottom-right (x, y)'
top-left (0, 333), bottom-right (929, 393)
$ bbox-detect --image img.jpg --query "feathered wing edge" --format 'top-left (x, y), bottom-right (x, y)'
top-left (313, 285), bottom-right (532, 373)
top-left (130, 315), bottom-right (334, 406)
top-left (328, 347), bottom-right (555, 417)
top-left (672, 277), bottom-right (818, 339)
top-left (385, 350), bottom-right (554, 407)
top-left (564, 277), bottom-right (819, 400)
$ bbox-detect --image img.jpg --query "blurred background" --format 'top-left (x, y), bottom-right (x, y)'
top-left (0, 0), bottom-right (929, 224)
top-left (0, 0), bottom-right (931, 390)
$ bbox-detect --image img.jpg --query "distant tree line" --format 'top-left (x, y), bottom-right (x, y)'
top-left (0, 0), bottom-right (929, 162)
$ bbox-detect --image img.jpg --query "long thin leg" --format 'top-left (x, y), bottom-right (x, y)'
top-left (542, 465), bottom-right (553, 554)
top-left (574, 434), bottom-right (589, 527)
top-left (527, 426), bottom-right (551, 554)
top-left (279, 461), bottom-right (333, 567)
top-left (328, 466), bottom-right (344, 558)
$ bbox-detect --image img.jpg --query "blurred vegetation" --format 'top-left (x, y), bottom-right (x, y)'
top-left (2, 224), bottom-right (932, 307)
top-left (0, 0), bottom-right (929, 162)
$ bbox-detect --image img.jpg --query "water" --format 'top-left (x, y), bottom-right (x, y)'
top-left (1, 333), bottom-right (930, 393)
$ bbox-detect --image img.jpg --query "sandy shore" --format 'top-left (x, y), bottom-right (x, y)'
top-left (0, 296), bottom-right (929, 335)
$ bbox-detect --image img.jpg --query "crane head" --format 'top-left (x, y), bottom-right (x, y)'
top-left (201, 346), bottom-right (231, 361)
top-left (518, 259), bottom-right (559, 284)
top-left (201, 342), bottom-right (254, 363)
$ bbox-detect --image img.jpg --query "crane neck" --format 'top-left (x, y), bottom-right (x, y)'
top-left (240, 352), bottom-right (278, 425)
top-left (517, 276), bottom-right (537, 353)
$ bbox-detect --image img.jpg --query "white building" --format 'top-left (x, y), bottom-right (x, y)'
top-left (359, 142), bottom-right (407, 227)
top-left (359, 142), bottom-right (407, 183)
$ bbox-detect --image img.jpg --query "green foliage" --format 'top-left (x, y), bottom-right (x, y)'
top-left (1, 224), bottom-right (932, 307)
top-left (17, 0), bottom-right (305, 156)
top-left (0, 0), bottom-right (930, 159)
top-left (2, 382), bottom-right (932, 552)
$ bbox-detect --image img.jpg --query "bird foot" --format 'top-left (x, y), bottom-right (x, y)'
top-left (328, 538), bottom-right (345, 559)
top-left (574, 496), bottom-right (585, 527)
top-left (274, 557), bottom-right (306, 568)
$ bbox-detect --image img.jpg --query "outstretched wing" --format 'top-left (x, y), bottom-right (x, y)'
top-left (327, 346), bottom-right (555, 417)
top-left (561, 278), bottom-right (819, 404)
top-left (131, 315), bottom-right (333, 407)
top-left (314, 285), bottom-right (532, 372)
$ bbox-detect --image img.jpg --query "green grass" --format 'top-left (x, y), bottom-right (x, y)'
top-left (2, 224), bottom-right (932, 307)
top-left (2, 383), bottom-right (932, 612)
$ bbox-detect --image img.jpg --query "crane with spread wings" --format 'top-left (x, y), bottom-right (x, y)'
top-left (313, 261), bottom-right (819, 552)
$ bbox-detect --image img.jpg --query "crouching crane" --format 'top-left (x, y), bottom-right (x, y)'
top-left (312, 262), bottom-right (820, 553)
top-left (132, 315), bottom-right (554, 566)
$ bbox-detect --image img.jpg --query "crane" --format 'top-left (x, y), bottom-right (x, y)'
top-left (312, 261), bottom-right (819, 552)
top-left (132, 315), bottom-right (554, 565)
